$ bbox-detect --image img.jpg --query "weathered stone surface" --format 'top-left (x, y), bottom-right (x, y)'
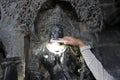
top-left (0, 0), bottom-right (120, 80)
top-left (98, 30), bottom-right (120, 80)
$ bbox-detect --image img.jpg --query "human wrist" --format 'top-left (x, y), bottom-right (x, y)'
top-left (78, 40), bottom-right (85, 47)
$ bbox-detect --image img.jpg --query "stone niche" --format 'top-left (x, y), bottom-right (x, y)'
top-left (1, 0), bottom-right (120, 80)
top-left (28, 0), bottom-right (102, 80)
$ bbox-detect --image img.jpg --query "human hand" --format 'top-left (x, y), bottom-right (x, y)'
top-left (59, 36), bottom-right (85, 47)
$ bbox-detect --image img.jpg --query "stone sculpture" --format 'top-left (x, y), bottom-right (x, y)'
top-left (0, 0), bottom-right (103, 80)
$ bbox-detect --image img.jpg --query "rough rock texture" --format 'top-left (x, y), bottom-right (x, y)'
top-left (98, 1), bottom-right (120, 79)
top-left (0, 0), bottom-right (120, 80)
top-left (0, 0), bottom-right (102, 56)
top-left (0, 0), bottom-right (46, 79)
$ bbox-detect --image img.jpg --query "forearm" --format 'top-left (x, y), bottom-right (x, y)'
top-left (80, 45), bottom-right (115, 80)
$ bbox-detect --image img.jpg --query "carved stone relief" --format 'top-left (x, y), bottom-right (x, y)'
top-left (0, 0), bottom-right (103, 80)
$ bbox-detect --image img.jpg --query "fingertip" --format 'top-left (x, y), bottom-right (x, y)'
top-left (64, 41), bottom-right (70, 45)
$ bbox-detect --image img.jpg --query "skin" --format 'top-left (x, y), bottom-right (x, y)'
top-left (59, 36), bottom-right (85, 47)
